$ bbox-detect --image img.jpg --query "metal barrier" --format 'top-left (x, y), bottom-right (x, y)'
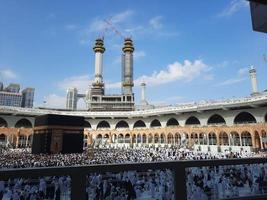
top-left (1, 158), bottom-right (267, 199)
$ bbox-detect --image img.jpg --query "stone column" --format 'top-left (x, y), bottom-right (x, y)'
top-left (16, 136), bottom-right (19, 148)
top-left (260, 136), bottom-right (263, 150)
top-left (26, 135), bottom-right (29, 147)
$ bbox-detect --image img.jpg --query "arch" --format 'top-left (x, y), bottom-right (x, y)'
top-left (207, 114), bottom-right (226, 125)
top-left (166, 118), bottom-right (179, 126)
top-left (112, 134), bottom-right (117, 143)
top-left (28, 135), bottom-right (33, 147)
top-left (18, 135), bottom-right (27, 148)
top-left (104, 134), bottom-right (109, 139)
top-left (0, 134), bottom-right (7, 145)
top-left (174, 133), bottom-right (181, 145)
top-left (148, 134), bottom-right (153, 143)
top-left (254, 131), bottom-right (261, 149)
top-left (96, 134), bottom-right (102, 139)
top-left (132, 134), bottom-right (136, 143)
top-left (230, 132), bottom-right (240, 146)
top-left (219, 132), bottom-right (229, 146)
top-left (118, 133), bottom-right (124, 143)
top-left (125, 134), bottom-right (131, 143)
top-left (0, 117), bottom-right (8, 127)
top-left (208, 132), bottom-right (217, 145)
top-left (133, 120), bottom-right (146, 129)
top-left (262, 130), bottom-right (267, 149)
top-left (137, 134), bottom-right (142, 143)
top-left (115, 120), bottom-right (129, 129)
top-left (181, 133), bottom-right (189, 145)
top-left (167, 133), bottom-right (174, 144)
top-left (142, 134), bottom-right (147, 144)
top-left (150, 119), bottom-right (161, 128)
top-left (234, 112), bottom-right (256, 124)
top-left (15, 119), bottom-right (32, 128)
top-left (154, 133), bottom-right (159, 143)
top-left (160, 133), bottom-right (165, 143)
top-left (199, 133), bottom-right (208, 145)
top-left (185, 116), bottom-right (200, 125)
top-left (190, 133), bottom-right (198, 145)
top-left (96, 121), bottom-right (110, 129)
top-left (241, 131), bottom-right (252, 146)
top-left (84, 121), bottom-right (91, 128)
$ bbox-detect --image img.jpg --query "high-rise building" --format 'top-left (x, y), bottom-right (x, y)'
top-left (66, 88), bottom-right (78, 110)
top-left (0, 83), bottom-right (35, 108)
top-left (5, 83), bottom-right (20, 93)
top-left (0, 91), bottom-right (22, 107)
top-left (21, 88), bottom-right (35, 108)
top-left (0, 82), bottom-right (3, 91)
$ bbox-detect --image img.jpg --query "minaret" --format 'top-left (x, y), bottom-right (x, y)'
top-left (122, 38), bottom-right (134, 95)
top-left (140, 82), bottom-right (148, 105)
top-left (91, 38), bottom-right (105, 95)
top-left (249, 65), bottom-right (259, 96)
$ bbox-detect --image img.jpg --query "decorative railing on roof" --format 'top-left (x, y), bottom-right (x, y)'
top-left (1, 93), bottom-right (267, 117)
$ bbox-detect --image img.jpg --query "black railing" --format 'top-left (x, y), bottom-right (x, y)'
top-left (1, 158), bottom-right (267, 199)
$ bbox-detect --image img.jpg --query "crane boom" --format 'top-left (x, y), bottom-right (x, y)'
top-left (103, 18), bottom-right (125, 38)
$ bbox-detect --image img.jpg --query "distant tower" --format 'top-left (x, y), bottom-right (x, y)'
top-left (122, 38), bottom-right (134, 95)
top-left (249, 65), bottom-right (259, 96)
top-left (66, 88), bottom-right (78, 110)
top-left (140, 82), bottom-right (148, 105)
top-left (91, 38), bottom-right (105, 95)
top-left (21, 88), bottom-right (35, 108)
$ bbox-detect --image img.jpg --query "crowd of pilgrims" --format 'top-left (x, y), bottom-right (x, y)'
top-left (86, 169), bottom-right (174, 200)
top-left (0, 147), bottom-right (266, 200)
top-left (0, 176), bottom-right (71, 200)
top-left (0, 147), bottom-right (259, 169)
top-left (186, 163), bottom-right (267, 200)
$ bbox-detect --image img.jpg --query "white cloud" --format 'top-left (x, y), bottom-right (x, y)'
top-left (134, 51), bottom-right (146, 60)
top-left (57, 59), bottom-right (209, 92)
top-left (217, 0), bottom-right (249, 18)
top-left (44, 93), bottom-right (87, 109)
top-left (203, 74), bottom-right (214, 81)
top-left (134, 60), bottom-right (209, 86)
top-left (149, 16), bottom-right (163, 29)
top-left (57, 75), bottom-right (92, 93)
top-left (79, 10), bottom-right (134, 44)
top-left (218, 67), bottom-right (249, 86)
top-left (238, 67), bottom-right (249, 76)
top-left (218, 77), bottom-right (246, 86)
top-left (111, 10), bottom-right (134, 24)
top-left (44, 94), bottom-right (66, 108)
top-left (86, 10), bottom-right (134, 34)
top-left (0, 69), bottom-right (17, 80)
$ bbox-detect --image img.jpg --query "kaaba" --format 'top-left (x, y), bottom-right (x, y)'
top-left (32, 114), bottom-right (84, 154)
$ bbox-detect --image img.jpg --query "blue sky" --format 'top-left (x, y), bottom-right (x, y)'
top-left (0, 0), bottom-right (266, 108)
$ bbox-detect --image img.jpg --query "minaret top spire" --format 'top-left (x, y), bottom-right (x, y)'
top-left (122, 38), bottom-right (134, 53)
top-left (93, 38), bottom-right (105, 53)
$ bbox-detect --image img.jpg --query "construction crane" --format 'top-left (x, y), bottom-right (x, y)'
top-left (102, 17), bottom-right (126, 39)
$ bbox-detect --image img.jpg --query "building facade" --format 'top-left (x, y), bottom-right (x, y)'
top-left (0, 82), bottom-right (35, 108)
top-left (1, 93), bottom-right (267, 152)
